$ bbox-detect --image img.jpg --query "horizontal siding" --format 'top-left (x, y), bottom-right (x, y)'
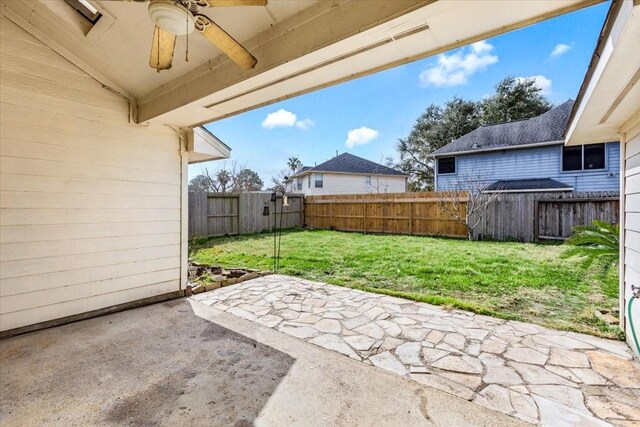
top-left (0, 281), bottom-right (179, 329)
top-left (624, 128), bottom-right (639, 356)
top-left (1, 257), bottom-right (181, 298)
top-left (0, 17), bottom-right (182, 331)
top-left (300, 173), bottom-right (406, 195)
top-left (437, 143), bottom-right (620, 192)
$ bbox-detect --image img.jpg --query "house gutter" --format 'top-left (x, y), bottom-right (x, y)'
top-left (430, 140), bottom-right (565, 157)
top-left (291, 171), bottom-right (408, 179)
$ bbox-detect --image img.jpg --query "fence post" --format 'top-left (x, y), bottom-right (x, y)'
top-left (300, 196), bottom-right (304, 227)
top-left (409, 201), bottom-right (413, 236)
top-left (329, 202), bottom-right (333, 229)
top-left (236, 195), bottom-right (241, 235)
top-left (533, 199), bottom-right (539, 242)
top-left (363, 201), bottom-right (367, 234)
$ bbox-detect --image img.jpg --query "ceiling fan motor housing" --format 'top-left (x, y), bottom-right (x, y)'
top-left (148, 0), bottom-right (196, 35)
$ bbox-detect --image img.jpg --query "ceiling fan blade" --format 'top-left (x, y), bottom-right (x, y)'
top-left (201, 22), bottom-right (257, 70)
top-left (149, 25), bottom-right (176, 71)
top-left (207, 0), bottom-right (267, 6)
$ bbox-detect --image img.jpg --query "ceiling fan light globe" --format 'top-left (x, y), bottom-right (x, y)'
top-left (148, 0), bottom-right (195, 36)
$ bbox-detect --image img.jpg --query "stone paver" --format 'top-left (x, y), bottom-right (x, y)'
top-left (193, 274), bottom-right (640, 425)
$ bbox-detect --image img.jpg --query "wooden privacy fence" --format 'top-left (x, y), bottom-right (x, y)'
top-left (304, 192), bottom-right (468, 237)
top-left (189, 192), bottom-right (304, 238)
top-left (472, 192), bottom-right (619, 242)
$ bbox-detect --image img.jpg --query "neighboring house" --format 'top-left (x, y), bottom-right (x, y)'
top-left (432, 100), bottom-right (620, 193)
top-left (289, 153), bottom-right (407, 195)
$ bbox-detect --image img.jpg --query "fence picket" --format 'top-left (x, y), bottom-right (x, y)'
top-left (188, 192), bottom-right (305, 238)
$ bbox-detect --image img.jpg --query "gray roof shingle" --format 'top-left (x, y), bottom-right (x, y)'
top-left (432, 100), bottom-right (575, 157)
top-left (294, 153), bottom-right (405, 177)
top-left (483, 178), bottom-right (573, 192)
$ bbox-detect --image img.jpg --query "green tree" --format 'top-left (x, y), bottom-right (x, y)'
top-left (188, 174), bottom-right (215, 192)
top-left (188, 162), bottom-right (263, 193)
top-left (396, 76), bottom-right (552, 190)
top-left (287, 156), bottom-right (302, 174)
top-left (397, 97), bottom-right (481, 190)
top-left (233, 168), bottom-right (263, 192)
top-left (481, 76), bottom-right (552, 124)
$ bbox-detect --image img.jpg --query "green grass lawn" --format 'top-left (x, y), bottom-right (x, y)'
top-left (192, 229), bottom-right (622, 339)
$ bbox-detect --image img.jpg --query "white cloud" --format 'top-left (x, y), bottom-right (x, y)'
top-left (262, 109), bottom-right (297, 129)
top-left (419, 40), bottom-right (498, 87)
top-left (345, 127), bottom-right (379, 149)
top-left (262, 109), bottom-right (314, 130)
top-left (515, 75), bottom-right (552, 96)
top-left (550, 43), bottom-right (571, 58)
top-left (295, 118), bottom-right (315, 130)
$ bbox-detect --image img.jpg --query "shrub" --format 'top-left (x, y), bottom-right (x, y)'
top-left (564, 220), bottom-right (619, 270)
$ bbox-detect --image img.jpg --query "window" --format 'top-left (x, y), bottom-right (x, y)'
top-left (297, 179), bottom-right (302, 191)
top-left (64, 0), bottom-right (101, 24)
top-left (584, 144), bottom-right (605, 170)
top-left (437, 157), bottom-right (456, 174)
top-left (314, 173), bottom-right (323, 188)
top-left (308, 175), bottom-right (311, 188)
top-left (562, 146), bottom-right (582, 171)
top-left (365, 176), bottom-right (372, 185)
top-left (562, 144), bottom-right (605, 171)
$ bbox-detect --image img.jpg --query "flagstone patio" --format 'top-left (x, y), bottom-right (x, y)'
top-left (192, 275), bottom-right (640, 426)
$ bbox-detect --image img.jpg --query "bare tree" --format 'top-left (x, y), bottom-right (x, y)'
top-left (270, 168), bottom-right (291, 192)
top-left (366, 175), bottom-right (390, 194)
top-left (436, 173), bottom-right (504, 240)
top-left (188, 161), bottom-right (263, 193)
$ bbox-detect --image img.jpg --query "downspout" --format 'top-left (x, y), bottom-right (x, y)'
top-left (165, 125), bottom-right (189, 292)
top-left (619, 133), bottom-right (626, 331)
top-left (180, 132), bottom-right (189, 291)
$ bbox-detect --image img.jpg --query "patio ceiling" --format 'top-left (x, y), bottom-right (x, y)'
top-left (2, 0), bottom-right (603, 128)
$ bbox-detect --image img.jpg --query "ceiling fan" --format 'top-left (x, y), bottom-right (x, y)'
top-left (135, 0), bottom-right (266, 72)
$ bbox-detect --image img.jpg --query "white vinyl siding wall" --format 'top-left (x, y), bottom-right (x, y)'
top-left (623, 124), bottom-right (640, 353)
top-left (0, 17), bottom-right (183, 332)
top-left (299, 173), bottom-right (406, 195)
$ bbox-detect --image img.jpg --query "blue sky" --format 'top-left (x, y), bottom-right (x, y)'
top-left (191, 2), bottom-right (609, 184)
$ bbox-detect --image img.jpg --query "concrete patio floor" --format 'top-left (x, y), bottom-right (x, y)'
top-left (193, 275), bottom-right (640, 426)
top-left (0, 297), bottom-right (526, 426)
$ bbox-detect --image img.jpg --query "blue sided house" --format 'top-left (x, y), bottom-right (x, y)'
top-left (431, 100), bottom-right (620, 193)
